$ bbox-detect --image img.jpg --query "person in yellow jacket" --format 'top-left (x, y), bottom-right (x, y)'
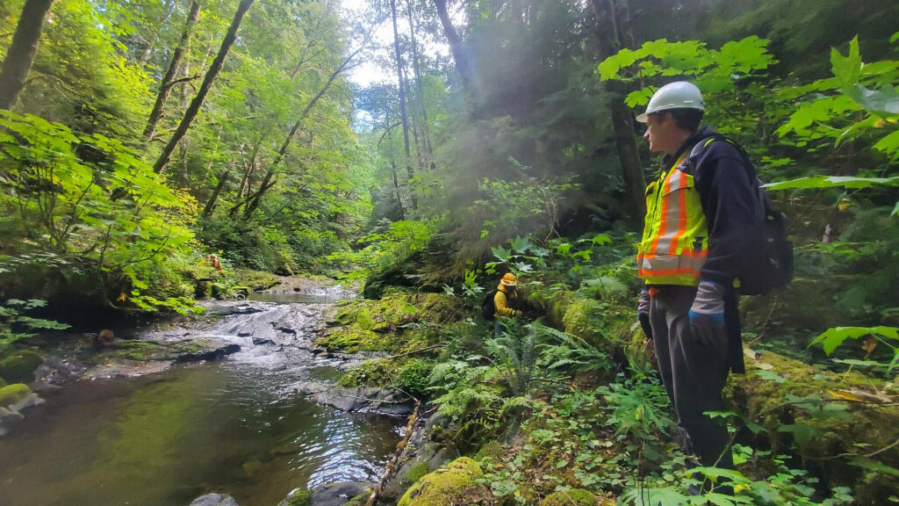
top-left (494, 273), bottom-right (523, 334)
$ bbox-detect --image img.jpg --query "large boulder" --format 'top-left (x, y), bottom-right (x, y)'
top-left (188, 493), bottom-right (238, 506)
top-left (293, 382), bottom-right (415, 417)
top-left (310, 482), bottom-right (369, 506)
top-left (0, 407), bottom-right (24, 436)
top-left (0, 350), bottom-right (45, 383)
top-left (276, 488), bottom-right (312, 506)
top-left (397, 457), bottom-right (490, 506)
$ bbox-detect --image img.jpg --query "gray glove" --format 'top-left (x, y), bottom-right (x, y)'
top-left (637, 289), bottom-right (652, 340)
top-left (688, 281), bottom-right (726, 347)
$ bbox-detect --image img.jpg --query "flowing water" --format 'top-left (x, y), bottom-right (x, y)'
top-left (0, 293), bottom-right (401, 506)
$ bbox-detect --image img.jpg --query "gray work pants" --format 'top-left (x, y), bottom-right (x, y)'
top-left (650, 286), bottom-right (734, 471)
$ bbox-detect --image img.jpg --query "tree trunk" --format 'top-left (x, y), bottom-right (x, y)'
top-left (290, 0), bottom-right (330, 79)
top-left (590, 0), bottom-right (646, 224)
top-left (202, 164), bottom-right (232, 217)
top-left (390, 0), bottom-right (416, 210)
top-left (386, 112), bottom-right (405, 221)
top-left (137, 0), bottom-right (176, 67)
top-left (406, 0), bottom-right (435, 169)
top-left (242, 42), bottom-right (367, 220)
top-left (143, 0), bottom-right (201, 142)
top-left (0, 0), bottom-right (54, 110)
top-left (432, 0), bottom-right (475, 97)
top-left (153, 0), bottom-right (256, 174)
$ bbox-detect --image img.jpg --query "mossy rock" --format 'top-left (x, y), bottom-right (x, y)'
top-left (333, 292), bottom-right (457, 334)
top-left (0, 383), bottom-right (32, 407)
top-left (397, 457), bottom-right (490, 506)
top-left (0, 377), bottom-right (7, 388)
top-left (405, 462), bottom-right (431, 484)
top-left (338, 359), bottom-right (395, 388)
top-left (235, 269), bottom-right (281, 291)
top-left (730, 349), bottom-right (899, 502)
top-left (316, 327), bottom-right (391, 353)
top-left (0, 350), bottom-right (45, 383)
top-left (474, 440), bottom-right (504, 463)
top-left (285, 489), bottom-right (312, 506)
top-left (540, 489), bottom-right (596, 506)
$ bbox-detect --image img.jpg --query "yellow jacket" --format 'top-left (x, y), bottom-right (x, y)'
top-left (494, 285), bottom-right (521, 318)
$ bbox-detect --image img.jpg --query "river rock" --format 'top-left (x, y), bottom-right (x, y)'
top-left (188, 493), bottom-right (239, 506)
top-left (310, 481), bottom-right (370, 506)
top-left (83, 358), bottom-right (172, 380)
top-left (33, 356), bottom-right (87, 387)
top-left (252, 337), bottom-right (275, 346)
top-left (0, 407), bottom-right (24, 436)
top-left (171, 339), bottom-right (241, 363)
top-left (293, 382), bottom-right (415, 416)
top-left (8, 392), bottom-right (45, 413)
top-left (381, 413), bottom-right (458, 501)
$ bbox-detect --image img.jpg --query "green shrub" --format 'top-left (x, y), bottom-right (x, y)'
top-left (394, 359), bottom-right (434, 397)
top-left (285, 489), bottom-right (312, 506)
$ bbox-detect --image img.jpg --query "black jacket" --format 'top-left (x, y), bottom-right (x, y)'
top-left (660, 126), bottom-right (764, 287)
top-left (659, 126), bottom-right (762, 374)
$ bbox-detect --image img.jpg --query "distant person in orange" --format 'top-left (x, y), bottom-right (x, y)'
top-left (206, 254), bottom-right (224, 274)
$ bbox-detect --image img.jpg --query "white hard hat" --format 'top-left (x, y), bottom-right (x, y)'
top-left (635, 81), bottom-right (704, 123)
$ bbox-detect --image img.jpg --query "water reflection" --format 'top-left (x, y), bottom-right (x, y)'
top-left (0, 302), bottom-right (400, 506)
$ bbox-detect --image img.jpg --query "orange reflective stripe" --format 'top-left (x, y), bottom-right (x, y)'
top-left (649, 182), bottom-right (668, 255)
top-left (639, 249), bottom-right (708, 260)
top-left (650, 154), bottom-right (686, 255)
top-left (670, 168), bottom-right (688, 255)
top-left (638, 266), bottom-right (703, 277)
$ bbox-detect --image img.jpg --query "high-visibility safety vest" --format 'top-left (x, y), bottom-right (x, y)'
top-left (637, 145), bottom-right (709, 286)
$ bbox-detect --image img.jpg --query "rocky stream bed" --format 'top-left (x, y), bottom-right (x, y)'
top-left (0, 278), bottom-right (455, 506)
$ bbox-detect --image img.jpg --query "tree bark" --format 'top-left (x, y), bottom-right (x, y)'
top-left (432, 0), bottom-right (476, 97)
top-left (0, 0), bottom-right (54, 110)
top-left (390, 0), bottom-right (416, 210)
top-left (153, 0), bottom-right (256, 175)
top-left (406, 0), bottom-right (435, 169)
top-left (385, 111), bottom-right (405, 221)
top-left (590, 0), bottom-right (646, 224)
top-left (143, 0), bottom-right (201, 142)
top-left (202, 164), bottom-right (232, 217)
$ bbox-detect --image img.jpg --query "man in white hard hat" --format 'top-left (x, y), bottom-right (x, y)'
top-left (634, 81), bottom-right (763, 482)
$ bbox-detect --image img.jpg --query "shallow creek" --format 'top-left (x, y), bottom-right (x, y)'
top-left (0, 292), bottom-right (401, 506)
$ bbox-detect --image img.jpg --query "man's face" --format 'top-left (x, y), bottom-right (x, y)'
top-left (643, 112), bottom-right (673, 153)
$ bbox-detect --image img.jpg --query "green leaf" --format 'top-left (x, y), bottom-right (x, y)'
top-left (831, 36), bottom-right (863, 88)
top-left (480, 229), bottom-right (490, 239)
top-left (891, 31), bottom-right (899, 44)
top-left (756, 369), bottom-right (787, 384)
top-left (874, 130), bottom-right (899, 156)
top-left (510, 236), bottom-right (532, 254)
top-left (764, 176), bottom-right (899, 191)
top-left (844, 84), bottom-right (899, 117)
top-left (491, 246), bottom-right (512, 263)
top-left (810, 326), bottom-right (899, 355)
top-left (623, 486), bottom-right (689, 506)
top-left (848, 457), bottom-right (899, 477)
